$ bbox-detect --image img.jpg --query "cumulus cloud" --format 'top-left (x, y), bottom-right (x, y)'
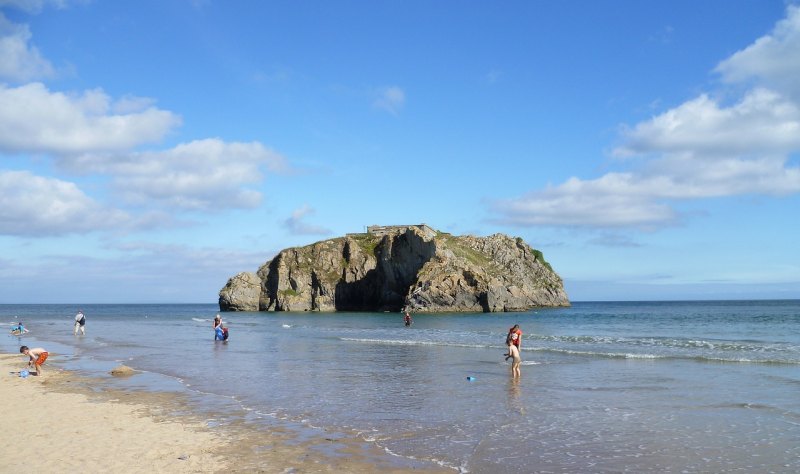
top-left (0, 13), bottom-right (54, 81)
top-left (283, 205), bottom-right (332, 235)
top-left (0, 82), bottom-right (181, 155)
top-left (615, 89), bottom-right (800, 158)
top-left (493, 174), bottom-right (678, 228)
top-left (0, 0), bottom-right (297, 244)
top-left (373, 86), bottom-right (405, 114)
top-left (0, 170), bottom-right (131, 236)
top-left (715, 5), bottom-right (800, 101)
top-left (0, 82), bottom-right (291, 214)
top-left (60, 139), bottom-right (290, 211)
top-left (493, 5), bottom-right (800, 230)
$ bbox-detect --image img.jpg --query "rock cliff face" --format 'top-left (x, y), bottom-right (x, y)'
top-left (219, 227), bottom-right (569, 312)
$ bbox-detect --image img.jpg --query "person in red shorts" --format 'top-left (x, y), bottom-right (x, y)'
top-left (20, 346), bottom-right (48, 376)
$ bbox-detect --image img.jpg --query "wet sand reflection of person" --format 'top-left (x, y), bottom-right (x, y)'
top-left (507, 377), bottom-right (525, 415)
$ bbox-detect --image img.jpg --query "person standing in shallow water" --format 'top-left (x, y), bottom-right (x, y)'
top-left (505, 324), bottom-right (522, 359)
top-left (506, 324), bottom-right (522, 378)
top-left (74, 309), bottom-right (86, 335)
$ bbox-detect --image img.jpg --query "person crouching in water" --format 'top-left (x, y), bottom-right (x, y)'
top-left (11, 321), bottom-right (28, 335)
top-left (20, 346), bottom-right (48, 376)
top-left (213, 314), bottom-right (228, 341)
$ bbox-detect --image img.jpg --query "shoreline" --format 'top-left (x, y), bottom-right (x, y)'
top-left (1, 353), bottom-right (449, 473)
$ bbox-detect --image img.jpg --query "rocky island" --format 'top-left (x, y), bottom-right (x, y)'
top-left (219, 224), bottom-right (570, 312)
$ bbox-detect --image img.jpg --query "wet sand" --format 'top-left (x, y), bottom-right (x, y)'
top-left (0, 353), bottom-right (448, 473)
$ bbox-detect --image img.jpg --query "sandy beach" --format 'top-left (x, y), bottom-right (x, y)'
top-left (0, 353), bottom-right (447, 473)
top-left (1, 354), bottom-right (228, 472)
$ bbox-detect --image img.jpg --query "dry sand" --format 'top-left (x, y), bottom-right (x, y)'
top-left (1, 354), bottom-right (227, 473)
top-left (0, 354), bottom-right (449, 473)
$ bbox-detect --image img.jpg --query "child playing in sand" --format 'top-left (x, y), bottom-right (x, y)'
top-left (20, 346), bottom-right (48, 376)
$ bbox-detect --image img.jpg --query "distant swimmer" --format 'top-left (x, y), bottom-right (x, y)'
top-left (404, 311), bottom-right (413, 327)
top-left (74, 309), bottom-right (86, 335)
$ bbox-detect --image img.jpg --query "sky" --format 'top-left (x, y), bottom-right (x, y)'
top-left (1, 0), bottom-right (799, 304)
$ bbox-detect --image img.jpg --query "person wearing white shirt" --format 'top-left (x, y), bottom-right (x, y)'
top-left (74, 310), bottom-right (86, 335)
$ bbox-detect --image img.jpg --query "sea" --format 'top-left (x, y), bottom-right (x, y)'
top-left (3, 300), bottom-right (799, 473)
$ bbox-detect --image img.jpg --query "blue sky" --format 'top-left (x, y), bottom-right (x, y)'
top-left (1, 0), bottom-right (798, 303)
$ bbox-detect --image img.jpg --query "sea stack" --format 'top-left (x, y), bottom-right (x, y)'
top-left (219, 224), bottom-right (570, 312)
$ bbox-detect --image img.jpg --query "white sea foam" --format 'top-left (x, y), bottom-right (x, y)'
top-left (340, 337), bottom-right (489, 349)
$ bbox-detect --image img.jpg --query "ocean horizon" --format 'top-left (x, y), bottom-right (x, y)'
top-left (4, 300), bottom-right (799, 472)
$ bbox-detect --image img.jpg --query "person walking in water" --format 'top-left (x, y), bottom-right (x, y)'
top-left (74, 309), bottom-right (86, 335)
top-left (404, 311), bottom-right (413, 326)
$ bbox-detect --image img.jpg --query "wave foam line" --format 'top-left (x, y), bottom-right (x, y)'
top-left (340, 337), bottom-right (491, 350)
top-left (528, 346), bottom-right (800, 365)
top-left (529, 334), bottom-right (799, 353)
top-left (340, 338), bottom-right (800, 364)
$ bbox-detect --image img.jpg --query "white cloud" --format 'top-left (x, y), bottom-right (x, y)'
top-left (715, 5), bottom-right (800, 101)
top-left (373, 86), bottom-right (405, 115)
top-left (615, 89), bottom-right (800, 158)
top-left (0, 82), bottom-right (181, 155)
top-left (0, 0), bottom-right (70, 14)
top-left (0, 13), bottom-right (54, 81)
top-left (493, 174), bottom-right (678, 228)
top-left (61, 138), bottom-right (290, 211)
top-left (0, 170), bottom-right (131, 236)
top-left (493, 6), bottom-right (800, 230)
top-left (494, 98), bottom-right (800, 228)
top-left (111, 95), bottom-right (158, 114)
top-left (283, 205), bottom-right (332, 235)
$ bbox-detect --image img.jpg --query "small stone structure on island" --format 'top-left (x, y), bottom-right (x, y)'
top-left (219, 224), bottom-right (570, 313)
top-left (363, 224), bottom-right (437, 239)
